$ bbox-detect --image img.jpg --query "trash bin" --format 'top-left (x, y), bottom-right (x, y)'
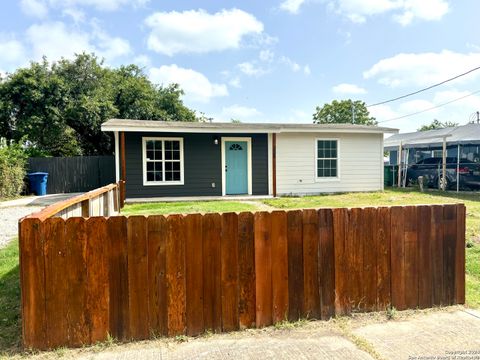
top-left (27, 172), bottom-right (49, 196)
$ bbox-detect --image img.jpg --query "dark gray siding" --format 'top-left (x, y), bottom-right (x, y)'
top-left (125, 132), bottom-right (268, 198)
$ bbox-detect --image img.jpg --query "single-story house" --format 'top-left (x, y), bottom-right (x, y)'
top-left (101, 119), bottom-right (398, 199)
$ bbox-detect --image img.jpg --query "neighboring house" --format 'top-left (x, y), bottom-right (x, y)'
top-left (101, 119), bottom-right (397, 199)
top-left (384, 122), bottom-right (480, 165)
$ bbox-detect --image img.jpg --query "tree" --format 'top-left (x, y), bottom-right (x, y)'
top-left (418, 119), bottom-right (458, 131)
top-left (313, 99), bottom-right (377, 125)
top-left (0, 53), bottom-right (197, 156)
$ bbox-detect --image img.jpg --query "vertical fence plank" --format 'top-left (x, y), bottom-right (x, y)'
top-left (417, 206), bottom-right (432, 309)
top-left (318, 209), bottom-right (335, 319)
top-left (185, 214), bottom-right (204, 336)
top-left (20, 218), bottom-right (47, 349)
top-left (455, 204), bottom-right (466, 304)
top-left (147, 216), bottom-right (167, 337)
top-left (254, 212), bottom-right (272, 327)
top-left (443, 204), bottom-right (457, 305)
top-left (44, 218), bottom-right (68, 348)
top-left (127, 216), bottom-right (149, 339)
top-left (237, 212), bottom-right (256, 329)
top-left (65, 218), bottom-right (89, 346)
top-left (431, 205), bottom-right (444, 306)
top-left (333, 208), bottom-right (348, 315)
top-left (362, 208), bottom-right (377, 312)
top-left (347, 208), bottom-right (362, 312)
top-left (302, 209), bottom-right (320, 319)
top-left (202, 213), bottom-right (222, 333)
top-left (404, 206), bottom-right (419, 309)
top-left (166, 215), bottom-right (187, 336)
top-left (374, 207), bottom-right (391, 311)
top-left (271, 211), bottom-right (289, 324)
top-left (86, 217), bottom-right (109, 343)
top-left (390, 206), bottom-right (406, 310)
top-left (221, 213), bottom-right (239, 332)
top-left (287, 210), bottom-right (304, 320)
top-left (108, 216), bottom-right (129, 340)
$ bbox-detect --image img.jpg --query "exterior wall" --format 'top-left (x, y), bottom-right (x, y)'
top-left (124, 132), bottom-right (268, 198)
top-left (276, 132), bottom-right (384, 195)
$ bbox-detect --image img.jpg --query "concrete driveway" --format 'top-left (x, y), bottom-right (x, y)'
top-left (0, 193), bottom-right (81, 248)
top-left (20, 307), bottom-right (480, 360)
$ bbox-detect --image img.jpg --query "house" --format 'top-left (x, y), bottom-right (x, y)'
top-left (101, 119), bottom-right (398, 199)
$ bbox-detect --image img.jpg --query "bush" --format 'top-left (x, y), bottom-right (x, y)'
top-left (0, 138), bottom-right (28, 199)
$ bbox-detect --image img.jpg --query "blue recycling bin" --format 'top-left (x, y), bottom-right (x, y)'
top-left (27, 172), bottom-right (49, 196)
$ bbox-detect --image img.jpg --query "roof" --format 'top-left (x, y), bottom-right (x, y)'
top-left (101, 119), bottom-right (398, 134)
top-left (384, 122), bottom-right (480, 150)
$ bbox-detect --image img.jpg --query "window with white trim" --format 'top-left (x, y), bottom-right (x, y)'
top-left (143, 138), bottom-right (183, 185)
top-left (316, 140), bottom-right (338, 178)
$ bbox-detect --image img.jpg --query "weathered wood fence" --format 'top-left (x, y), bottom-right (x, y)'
top-left (19, 204), bottom-right (465, 349)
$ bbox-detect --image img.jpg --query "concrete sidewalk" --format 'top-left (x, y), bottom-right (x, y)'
top-left (20, 307), bottom-right (480, 360)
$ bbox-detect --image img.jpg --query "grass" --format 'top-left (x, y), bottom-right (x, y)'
top-left (0, 239), bottom-right (21, 355)
top-left (121, 200), bottom-right (260, 216)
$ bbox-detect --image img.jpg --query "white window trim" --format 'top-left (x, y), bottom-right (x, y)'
top-left (221, 137), bottom-right (252, 196)
top-left (142, 137), bottom-right (184, 186)
top-left (315, 138), bottom-right (341, 182)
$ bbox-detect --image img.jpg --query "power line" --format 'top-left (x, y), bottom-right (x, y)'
top-left (367, 65), bottom-right (480, 108)
top-left (378, 89), bottom-right (480, 124)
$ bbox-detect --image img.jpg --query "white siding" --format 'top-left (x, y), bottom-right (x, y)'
top-left (276, 132), bottom-right (384, 195)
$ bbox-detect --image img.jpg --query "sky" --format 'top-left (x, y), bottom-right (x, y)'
top-left (0, 0), bottom-right (480, 133)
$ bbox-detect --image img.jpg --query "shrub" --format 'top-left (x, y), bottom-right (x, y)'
top-left (0, 138), bottom-right (28, 199)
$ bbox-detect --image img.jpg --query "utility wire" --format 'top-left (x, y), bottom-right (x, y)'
top-left (378, 89), bottom-right (480, 124)
top-left (367, 65), bottom-right (480, 108)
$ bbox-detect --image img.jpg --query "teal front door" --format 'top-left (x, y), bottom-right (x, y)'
top-left (225, 141), bottom-right (248, 195)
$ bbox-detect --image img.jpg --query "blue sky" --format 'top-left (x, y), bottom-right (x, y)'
top-left (1, 0), bottom-right (479, 132)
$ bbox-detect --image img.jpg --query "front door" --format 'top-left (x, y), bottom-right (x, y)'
top-left (225, 141), bottom-right (248, 195)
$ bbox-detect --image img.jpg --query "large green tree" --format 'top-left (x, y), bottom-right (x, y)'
top-left (418, 119), bottom-right (458, 131)
top-left (313, 99), bottom-right (377, 125)
top-left (0, 53), bottom-right (197, 156)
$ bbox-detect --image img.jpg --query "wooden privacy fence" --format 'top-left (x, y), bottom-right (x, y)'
top-left (27, 156), bottom-right (115, 194)
top-left (19, 204), bottom-right (465, 349)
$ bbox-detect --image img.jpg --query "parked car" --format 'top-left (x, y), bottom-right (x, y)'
top-left (406, 157), bottom-right (480, 190)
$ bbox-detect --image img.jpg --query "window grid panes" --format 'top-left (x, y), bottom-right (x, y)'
top-left (317, 140), bottom-right (338, 178)
top-left (145, 139), bottom-right (182, 183)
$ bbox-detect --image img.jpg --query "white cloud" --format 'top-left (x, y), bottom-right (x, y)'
top-left (280, 0), bottom-right (306, 14)
top-left (303, 65), bottom-right (311, 75)
top-left (229, 77), bottom-right (241, 88)
top-left (62, 7), bottom-right (86, 23)
top-left (49, 0), bottom-right (149, 11)
top-left (238, 61), bottom-right (269, 77)
top-left (133, 55), bottom-right (151, 68)
top-left (259, 49), bottom-right (275, 62)
top-left (280, 56), bottom-right (311, 74)
top-left (221, 104), bottom-right (262, 120)
top-left (24, 21), bottom-right (131, 63)
top-left (332, 83), bottom-right (367, 94)
top-left (149, 64), bottom-right (228, 103)
top-left (20, 0), bottom-right (49, 18)
top-left (145, 9), bottom-right (264, 56)
top-left (328, 0), bottom-right (449, 25)
top-left (364, 50), bottom-right (480, 88)
top-left (0, 38), bottom-right (27, 71)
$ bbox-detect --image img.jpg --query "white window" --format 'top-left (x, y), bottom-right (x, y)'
top-left (316, 139), bottom-right (339, 179)
top-left (142, 137), bottom-right (184, 185)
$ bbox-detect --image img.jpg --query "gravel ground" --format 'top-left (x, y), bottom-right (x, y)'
top-left (0, 205), bottom-right (44, 248)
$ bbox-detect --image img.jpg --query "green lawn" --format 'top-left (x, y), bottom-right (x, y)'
top-left (1, 188), bottom-right (479, 355)
top-left (121, 200), bottom-right (259, 216)
top-left (0, 239), bottom-right (21, 355)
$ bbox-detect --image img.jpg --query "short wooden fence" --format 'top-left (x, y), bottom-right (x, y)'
top-left (19, 204), bottom-right (465, 349)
